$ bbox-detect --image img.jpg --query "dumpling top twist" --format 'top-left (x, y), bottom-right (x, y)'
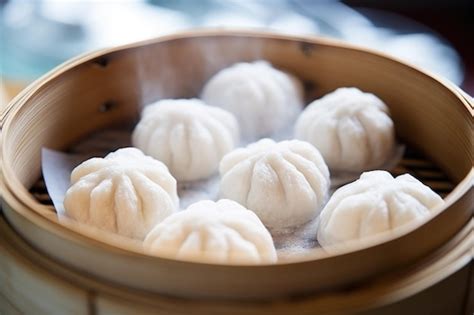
top-left (295, 87), bottom-right (396, 172)
top-left (219, 139), bottom-right (330, 230)
top-left (317, 170), bottom-right (444, 246)
top-left (201, 61), bottom-right (303, 140)
top-left (144, 199), bottom-right (277, 264)
top-left (64, 148), bottom-right (178, 240)
top-left (132, 99), bottom-right (239, 181)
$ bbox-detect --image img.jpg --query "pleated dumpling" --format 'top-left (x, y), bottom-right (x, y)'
top-left (64, 148), bottom-right (178, 240)
top-left (219, 139), bottom-right (330, 230)
top-left (132, 99), bottom-right (239, 181)
top-left (201, 61), bottom-right (303, 140)
top-left (317, 171), bottom-right (444, 246)
top-left (295, 87), bottom-right (396, 172)
top-left (144, 199), bottom-right (277, 264)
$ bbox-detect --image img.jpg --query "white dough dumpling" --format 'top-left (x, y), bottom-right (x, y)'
top-left (317, 171), bottom-right (444, 246)
top-left (64, 148), bottom-right (178, 240)
top-left (295, 87), bottom-right (396, 172)
top-left (219, 139), bottom-right (330, 230)
top-left (201, 61), bottom-right (304, 139)
top-left (144, 199), bottom-right (277, 264)
top-left (132, 99), bottom-right (239, 181)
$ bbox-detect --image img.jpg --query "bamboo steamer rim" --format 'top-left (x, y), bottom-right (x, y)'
top-left (0, 212), bottom-right (471, 313)
top-left (0, 29), bottom-right (473, 267)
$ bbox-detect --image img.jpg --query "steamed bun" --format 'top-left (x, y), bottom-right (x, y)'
top-left (219, 139), bottom-right (330, 230)
top-left (64, 148), bottom-right (178, 240)
top-left (132, 99), bottom-right (239, 181)
top-left (317, 171), bottom-right (444, 246)
top-left (201, 61), bottom-right (303, 139)
top-left (295, 87), bottom-right (396, 172)
top-left (144, 199), bottom-right (277, 264)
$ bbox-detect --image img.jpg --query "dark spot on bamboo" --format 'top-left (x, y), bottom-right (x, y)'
top-left (99, 100), bottom-right (117, 113)
top-left (303, 80), bottom-right (316, 94)
top-left (93, 56), bottom-right (109, 68)
top-left (300, 42), bottom-right (315, 57)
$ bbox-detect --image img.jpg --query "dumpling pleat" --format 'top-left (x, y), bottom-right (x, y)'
top-left (114, 175), bottom-right (144, 239)
top-left (89, 178), bottom-right (117, 233)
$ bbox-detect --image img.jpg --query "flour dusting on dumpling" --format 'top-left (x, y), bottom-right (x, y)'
top-left (219, 139), bottom-right (330, 231)
top-left (132, 99), bottom-right (239, 181)
top-left (295, 87), bottom-right (396, 172)
top-left (202, 61), bottom-right (303, 140)
top-left (144, 199), bottom-right (277, 264)
top-left (64, 148), bottom-right (178, 240)
top-left (317, 170), bottom-right (444, 246)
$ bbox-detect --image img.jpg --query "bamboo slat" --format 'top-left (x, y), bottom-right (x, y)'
top-left (0, 224), bottom-right (90, 314)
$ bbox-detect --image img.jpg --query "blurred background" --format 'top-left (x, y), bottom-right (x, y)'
top-left (1, 0), bottom-right (473, 107)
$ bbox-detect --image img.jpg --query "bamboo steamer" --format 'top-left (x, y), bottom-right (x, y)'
top-left (0, 31), bottom-right (473, 303)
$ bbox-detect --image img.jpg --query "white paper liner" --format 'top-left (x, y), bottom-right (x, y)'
top-left (41, 127), bottom-right (406, 256)
top-left (177, 176), bottom-right (220, 210)
top-left (42, 148), bottom-right (88, 218)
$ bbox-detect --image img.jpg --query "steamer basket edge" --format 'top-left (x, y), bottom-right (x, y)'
top-left (0, 214), bottom-right (472, 314)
